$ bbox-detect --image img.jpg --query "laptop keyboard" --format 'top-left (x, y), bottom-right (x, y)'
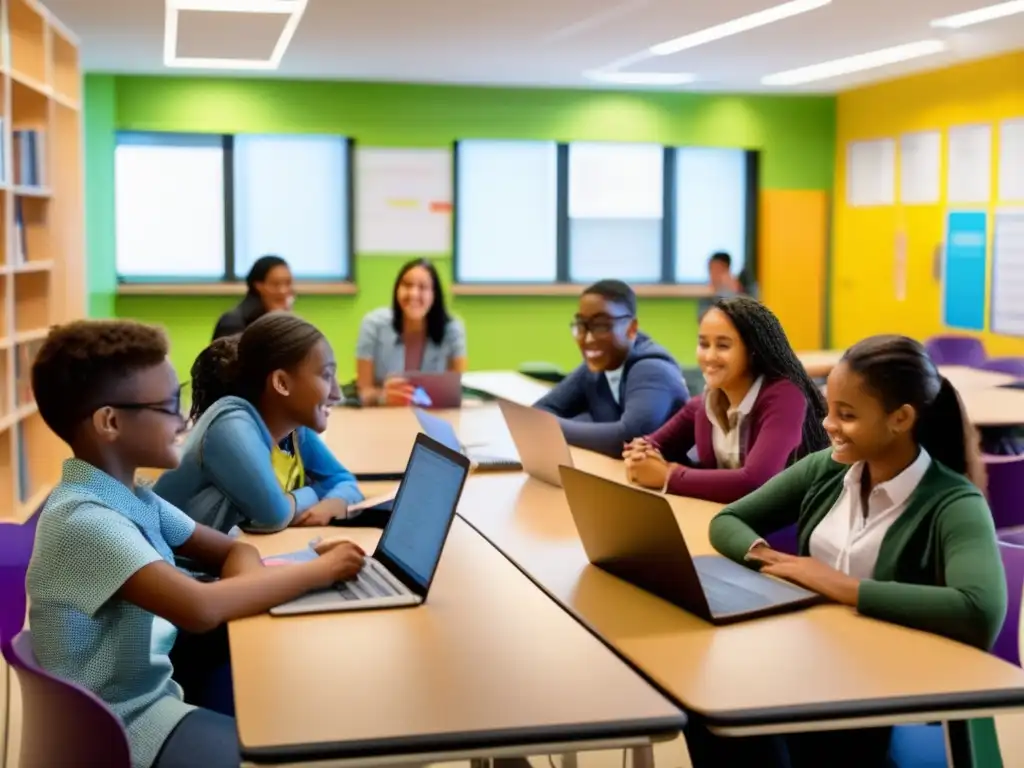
top-left (698, 571), bottom-right (779, 614)
top-left (335, 560), bottom-right (401, 601)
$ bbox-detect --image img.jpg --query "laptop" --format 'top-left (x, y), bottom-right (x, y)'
top-left (413, 408), bottom-right (522, 472)
top-left (558, 466), bottom-right (823, 625)
top-left (401, 371), bottom-right (463, 408)
top-left (270, 433), bottom-right (471, 616)
top-left (496, 398), bottom-right (574, 487)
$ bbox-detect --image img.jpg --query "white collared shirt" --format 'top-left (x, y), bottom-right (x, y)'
top-left (705, 376), bottom-right (764, 469)
top-left (605, 368), bottom-right (623, 405)
top-left (809, 448), bottom-right (932, 579)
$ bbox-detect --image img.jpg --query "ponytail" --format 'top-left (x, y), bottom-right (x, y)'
top-left (189, 334), bottom-right (242, 423)
top-left (916, 377), bottom-right (987, 490)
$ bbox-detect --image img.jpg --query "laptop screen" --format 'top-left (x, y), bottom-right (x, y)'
top-left (413, 409), bottom-right (461, 452)
top-left (377, 441), bottom-right (466, 588)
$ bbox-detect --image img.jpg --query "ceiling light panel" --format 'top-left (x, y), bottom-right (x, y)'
top-left (649, 0), bottom-right (832, 56)
top-left (761, 39), bottom-right (947, 85)
top-left (931, 1), bottom-right (1024, 28)
top-left (164, 0), bottom-right (308, 70)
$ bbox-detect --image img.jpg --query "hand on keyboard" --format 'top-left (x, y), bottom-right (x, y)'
top-left (314, 539), bottom-right (366, 583)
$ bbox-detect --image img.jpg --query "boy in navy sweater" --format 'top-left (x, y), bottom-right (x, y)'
top-left (534, 280), bottom-right (689, 457)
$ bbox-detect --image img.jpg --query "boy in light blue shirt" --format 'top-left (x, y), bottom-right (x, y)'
top-left (26, 320), bottom-right (366, 768)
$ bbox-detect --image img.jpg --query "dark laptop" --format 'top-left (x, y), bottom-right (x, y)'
top-left (559, 466), bottom-right (823, 625)
top-left (413, 408), bottom-right (522, 472)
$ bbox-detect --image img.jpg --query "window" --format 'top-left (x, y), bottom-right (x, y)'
top-left (673, 147), bottom-right (752, 284)
top-left (453, 139), bottom-right (757, 287)
top-left (115, 133), bottom-right (226, 280)
top-left (233, 134), bottom-right (351, 279)
top-left (568, 142), bottom-right (664, 283)
top-left (115, 132), bottom-right (354, 283)
top-left (454, 140), bottom-right (559, 283)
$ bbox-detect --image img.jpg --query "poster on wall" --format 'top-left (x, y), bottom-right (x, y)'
top-left (899, 131), bottom-right (941, 205)
top-left (999, 119), bottom-right (1024, 202)
top-left (942, 210), bottom-right (988, 331)
top-left (356, 148), bottom-right (453, 254)
top-left (990, 209), bottom-right (1024, 336)
top-left (846, 138), bottom-right (895, 207)
top-left (947, 124), bottom-right (992, 204)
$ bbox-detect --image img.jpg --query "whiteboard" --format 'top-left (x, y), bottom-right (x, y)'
top-left (356, 148), bottom-right (452, 254)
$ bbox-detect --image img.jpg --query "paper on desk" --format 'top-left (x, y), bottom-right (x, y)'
top-left (343, 488), bottom-right (399, 519)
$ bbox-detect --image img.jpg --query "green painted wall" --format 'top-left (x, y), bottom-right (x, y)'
top-left (85, 74), bottom-right (117, 318)
top-left (89, 75), bottom-right (837, 378)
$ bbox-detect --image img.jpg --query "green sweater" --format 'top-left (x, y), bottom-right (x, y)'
top-left (709, 449), bottom-right (1007, 650)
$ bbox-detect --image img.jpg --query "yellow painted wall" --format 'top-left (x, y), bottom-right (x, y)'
top-left (832, 51), bottom-right (1024, 352)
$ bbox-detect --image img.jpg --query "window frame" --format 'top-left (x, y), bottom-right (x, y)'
top-left (451, 139), bottom-right (760, 290)
top-left (113, 130), bottom-right (356, 287)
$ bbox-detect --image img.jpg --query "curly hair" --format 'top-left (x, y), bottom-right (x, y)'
top-left (31, 320), bottom-right (169, 443)
top-left (708, 296), bottom-right (830, 459)
top-left (189, 312), bottom-right (325, 422)
top-left (188, 334), bottom-right (241, 423)
top-left (391, 259), bottom-right (451, 346)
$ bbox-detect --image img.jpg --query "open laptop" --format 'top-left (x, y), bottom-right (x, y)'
top-left (559, 466), bottom-right (823, 624)
top-left (413, 408), bottom-right (521, 472)
top-left (270, 433), bottom-right (471, 616)
top-left (401, 371), bottom-right (463, 408)
top-left (496, 398), bottom-right (574, 487)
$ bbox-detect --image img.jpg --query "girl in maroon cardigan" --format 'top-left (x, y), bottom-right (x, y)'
top-left (624, 297), bottom-right (828, 503)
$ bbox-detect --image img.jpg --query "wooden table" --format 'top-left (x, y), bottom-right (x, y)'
top-left (230, 523), bottom-right (685, 765)
top-left (797, 350), bottom-right (843, 379)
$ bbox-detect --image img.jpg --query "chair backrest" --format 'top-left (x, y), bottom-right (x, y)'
top-left (0, 521), bottom-right (37, 642)
top-left (924, 335), bottom-right (987, 367)
top-left (983, 454), bottom-right (1024, 530)
top-left (766, 524), bottom-right (799, 556)
top-left (2, 630), bottom-right (132, 768)
top-left (980, 357), bottom-right (1024, 378)
top-left (993, 540), bottom-right (1024, 667)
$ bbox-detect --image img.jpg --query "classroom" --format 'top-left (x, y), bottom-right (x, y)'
top-left (2, 1), bottom-right (1024, 767)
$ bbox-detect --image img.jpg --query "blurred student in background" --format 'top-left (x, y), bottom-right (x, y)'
top-left (212, 255), bottom-right (294, 340)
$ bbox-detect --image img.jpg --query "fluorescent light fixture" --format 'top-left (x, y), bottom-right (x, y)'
top-left (931, 0), bottom-right (1024, 28)
top-left (650, 0), bottom-right (831, 56)
top-left (584, 70), bottom-right (697, 86)
top-left (761, 39), bottom-right (947, 85)
top-left (164, 0), bottom-right (308, 70)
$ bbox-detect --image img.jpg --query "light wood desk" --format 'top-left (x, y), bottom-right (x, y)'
top-left (230, 522), bottom-right (685, 765)
top-left (796, 350), bottom-right (843, 379)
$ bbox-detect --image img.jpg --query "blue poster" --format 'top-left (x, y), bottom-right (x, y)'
top-left (943, 211), bottom-right (988, 331)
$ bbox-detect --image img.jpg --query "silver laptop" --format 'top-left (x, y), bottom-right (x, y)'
top-left (559, 466), bottom-right (823, 625)
top-left (270, 434), bottom-right (471, 616)
top-left (413, 408), bottom-right (522, 472)
top-left (496, 398), bottom-right (574, 487)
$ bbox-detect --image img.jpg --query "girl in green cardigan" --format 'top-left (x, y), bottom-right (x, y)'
top-left (701, 334), bottom-right (1006, 768)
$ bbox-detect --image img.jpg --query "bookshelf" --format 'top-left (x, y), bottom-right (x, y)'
top-left (0, 0), bottom-right (83, 523)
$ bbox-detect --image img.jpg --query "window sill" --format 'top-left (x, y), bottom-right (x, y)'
top-left (451, 283), bottom-right (714, 298)
top-left (116, 282), bottom-right (357, 297)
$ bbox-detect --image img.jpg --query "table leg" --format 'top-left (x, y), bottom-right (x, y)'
top-left (945, 721), bottom-right (973, 768)
top-left (560, 753), bottom-right (579, 768)
top-left (630, 745), bottom-right (655, 768)
top-left (469, 759), bottom-right (491, 768)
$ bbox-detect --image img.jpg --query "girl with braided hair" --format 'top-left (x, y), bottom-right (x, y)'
top-left (624, 296), bottom-right (828, 503)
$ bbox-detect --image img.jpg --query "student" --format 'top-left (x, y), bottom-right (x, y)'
top-left (25, 319), bottom-right (366, 768)
top-left (212, 255), bottom-right (293, 340)
top-left (155, 313), bottom-right (365, 534)
top-left (356, 258), bottom-right (466, 407)
top-left (707, 251), bottom-right (741, 295)
top-left (533, 280), bottom-right (688, 458)
top-left (623, 297), bottom-right (828, 503)
top-left (702, 334), bottom-right (1005, 767)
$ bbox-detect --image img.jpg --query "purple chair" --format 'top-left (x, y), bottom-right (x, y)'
top-left (980, 357), bottom-right (1024, 378)
top-left (2, 630), bottom-right (131, 768)
top-left (0, 521), bottom-right (37, 642)
top-left (983, 454), bottom-right (1024, 529)
top-left (992, 538), bottom-right (1024, 666)
top-left (924, 335), bottom-right (987, 367)
top-left (766, 524), bottom-right (798, 555)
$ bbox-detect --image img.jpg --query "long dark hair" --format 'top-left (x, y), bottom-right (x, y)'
top-left (710, 296), bottom-right (829, 459)
top-left (841, 335), bottom-right (985, 488)
top-left (391, 258), bottom-right (450, 346)
top-left (190, 312), bottom-right (323, 422)
top-left (239, 255), bottom-right (290, 323)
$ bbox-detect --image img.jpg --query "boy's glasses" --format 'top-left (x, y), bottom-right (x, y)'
top-left (570, 315), bottom-right (633, 338)
top-left (108, 388), bottom-right (184, 418)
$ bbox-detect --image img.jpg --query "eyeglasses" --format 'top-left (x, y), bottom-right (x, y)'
top-left (107, 389), bottom-right (184, 419)
top-left (570, 315), bottom-right (633, 338)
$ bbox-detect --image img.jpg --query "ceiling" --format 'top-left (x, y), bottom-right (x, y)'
top-left (43, 0), bottom-right (1024, 92)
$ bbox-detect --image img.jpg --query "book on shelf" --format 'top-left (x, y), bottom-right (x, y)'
top-left (13, 340), bottom-right (42, 407)
top-left (12, 129), bottom-right (46, 188)
top-left (16, 423), bottom-right (31, 503)
top-left (13, 197), bottom-right (27, 264)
